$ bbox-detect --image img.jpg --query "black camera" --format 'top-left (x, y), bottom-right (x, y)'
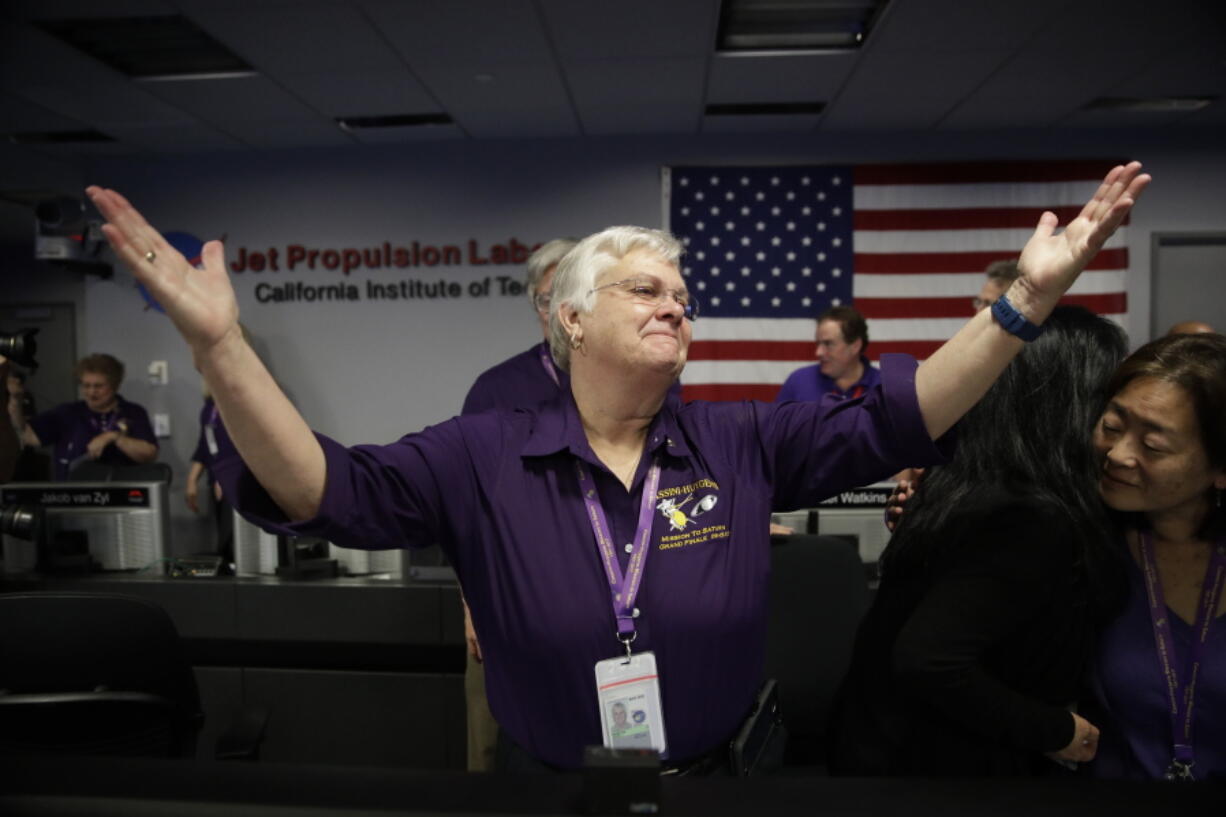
top-left (0, 504), bottom-right (42, 542)
top-left (0, 327), bottom-right (39, 370)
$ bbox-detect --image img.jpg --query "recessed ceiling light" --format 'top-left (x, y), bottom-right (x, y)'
top-left (716, 0), bottom-right (890, 53)
top-left (1082, 96), bottom-right (1216, 113)
top-left (705, 102), bottom-right (825, 116)
top-left (7, 130), bottom-right (116, 145)
top-left (336, 113), bottom-right (454, 131)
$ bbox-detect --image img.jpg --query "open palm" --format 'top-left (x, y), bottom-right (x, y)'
top-left (86, 186), bottom-right (240, 353)
top-left (1016, 162), bottom-right (1149, 299)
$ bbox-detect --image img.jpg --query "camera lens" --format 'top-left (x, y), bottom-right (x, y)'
top-left (0, 328), bottom-right (39, 369)
top-left (0, 505), bottom-right (39, 541)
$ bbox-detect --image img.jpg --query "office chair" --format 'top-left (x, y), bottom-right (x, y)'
top-left (764, 534), bottom-right (870, 770)
top-left (0, 592), bottom-right (203, 757)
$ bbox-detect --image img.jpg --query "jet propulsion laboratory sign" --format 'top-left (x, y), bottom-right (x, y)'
top-left (227, 237), bottom-right (544, 306)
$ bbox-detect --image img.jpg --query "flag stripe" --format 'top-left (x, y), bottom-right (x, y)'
top-left (855, 228), bottom-right (1126, 255)
top-left (681, 384), bottom-right (782, 402)
top-left (855, 205), bottom-right (1083, 230)
top-left (853, 160), bottom-right (1124, 186)
top-left (854, 247), bottom-right (1129, 274)
top-left (855, 292), bottom-right (1128, 319)
top-left (854, 205), bottom-right (1130, 231)
top-left (853, 269), bottom-right (1126, 297)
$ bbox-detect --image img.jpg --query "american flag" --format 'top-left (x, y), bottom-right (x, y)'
top-left (665, 161), bottom-right (1130, 402)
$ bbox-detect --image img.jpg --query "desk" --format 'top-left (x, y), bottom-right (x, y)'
top-left (0, 574), bottom-right (467, 768)
top-left (1, 756), bottom-right (1223, 817)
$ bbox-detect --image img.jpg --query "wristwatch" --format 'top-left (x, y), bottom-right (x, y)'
top-left (991, 294), bottom-right (1045, 342)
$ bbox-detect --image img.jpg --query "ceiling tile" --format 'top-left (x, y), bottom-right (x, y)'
top-left (410, 64), bottom-right (577, 138)
top-left (568, 59), bottom-right (706, 135)
top-left (707, 52), bottom-right (855, 105)
top-left (542, 0), bottom-right (717, 61)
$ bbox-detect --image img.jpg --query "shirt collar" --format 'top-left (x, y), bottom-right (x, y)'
top-left (818, 355), bottom-right (875, 391)
top-left (520, 386), bottom-right (692, 463)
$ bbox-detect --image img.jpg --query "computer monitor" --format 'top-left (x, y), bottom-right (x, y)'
top-left (811, 482), bottom-right (893, 565)
top-left (770, 482), bottom-right (894, 565)
top-left (231, 508), bottom-right (406, 578)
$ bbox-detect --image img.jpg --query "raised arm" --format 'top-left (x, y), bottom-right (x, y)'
top-left (86, 187), bottom-right (325, 521)
top-left (914, 162), bottom-right (1149, 439)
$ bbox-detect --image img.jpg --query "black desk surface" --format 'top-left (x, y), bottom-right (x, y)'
top-left (1, 756), bottom-right (1223, 817)
top-left (0, 573), bottom-right (466, 672)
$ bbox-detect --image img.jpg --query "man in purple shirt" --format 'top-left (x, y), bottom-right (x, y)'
top-left (13, 353), bottom-right (158, 480)
top-left (776, 306), bottom-right (880, 403)
top-left (87, 161), bottom-right (1148, 771)
top-left (463, 239), bottom-right (576, 416)
top-left (461, 238), bottom-right (576, 771)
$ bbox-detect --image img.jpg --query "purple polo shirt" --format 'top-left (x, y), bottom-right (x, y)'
top-left (462, 341), bottom-right (568, 415)
top-left (190, 397), bottom-right (239, 485)
top-left (1091, 557), bottom-right (1226, 781)
top-left (220, 354), bottom-right (946, 768)
top-left (775, 356), bottom-right (881, 403)
top-left (29, 396), bottom-right (157, 480)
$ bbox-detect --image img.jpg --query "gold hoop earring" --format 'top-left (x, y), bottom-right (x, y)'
top-left (569, 333), bottom-right (582, 351)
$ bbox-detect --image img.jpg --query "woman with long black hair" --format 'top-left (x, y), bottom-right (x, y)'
top-left (831, 306), bottom-right (1130, 776)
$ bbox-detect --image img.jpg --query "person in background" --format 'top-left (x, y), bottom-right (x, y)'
top-left (973, 259), bottom-right (1021, 312)
top-left (462, 239), bottom-right (577, 416)
top-left (0, 356), bottom-right (20, 482)
top-left (1166, 320), bottom-right (1215, 336)
top-left (10, 353), bottom-right (158, 480)
top-left (776, 306), bottom-right (879, 404)
top-left (830, 307), bottom-right (1130, 776)
top-left (185, 385), bottom-right (239, 567)
top-left (459, 237), bottom-right (576, 771)
top-left (85, 161), bottom-right (1147, 771)
top-left (1089, 331), bottom-right (1226, 781)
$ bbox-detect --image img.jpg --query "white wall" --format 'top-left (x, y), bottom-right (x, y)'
top-left (6, 127), bottom-right (1223, 552)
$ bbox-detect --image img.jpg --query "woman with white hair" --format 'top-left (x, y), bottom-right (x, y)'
top-left (85, 163), bottom-right (1147, 772)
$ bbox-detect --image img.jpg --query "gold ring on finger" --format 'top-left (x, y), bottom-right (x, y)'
top-left (144, 250), bottom-right (157, 263)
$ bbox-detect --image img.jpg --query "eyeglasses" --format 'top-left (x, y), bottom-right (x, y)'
top-left (533, 292), bottom-right (551, 312)
top-left (588, 276), bottom-right (699, 321)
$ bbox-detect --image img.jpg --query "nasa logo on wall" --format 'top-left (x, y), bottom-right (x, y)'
top-left (135, 231), bottom-right (210, 313)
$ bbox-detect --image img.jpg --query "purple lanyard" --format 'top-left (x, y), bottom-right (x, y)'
top-left (575, 456), bottom-right (661, 654)
top-left (539, 346), bottom-right (560, 387)
top-left (206, 403), bottom-right (220, 427)
top-left (1138, 531), bottom-right (1226, 782)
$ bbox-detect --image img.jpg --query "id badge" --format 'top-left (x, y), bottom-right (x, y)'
top-left (205, 425), bottom-right (219, 456)
top-left (594, 651), bottom-right (667, 755)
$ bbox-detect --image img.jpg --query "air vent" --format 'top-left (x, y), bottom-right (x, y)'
top-left (706, 102), bottom-right (825, 116)
top-left (38, 15), bottom-right (255, 80)
top-left (1082, 97), bottom-right (1215, 113)
top-left (8, 130), bottom-right (116, 145)
top-left (336, 113), bottom-right (454, 130)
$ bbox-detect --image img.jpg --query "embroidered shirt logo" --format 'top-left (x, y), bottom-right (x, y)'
top-left (655, 492), bottom-right (718, 531)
